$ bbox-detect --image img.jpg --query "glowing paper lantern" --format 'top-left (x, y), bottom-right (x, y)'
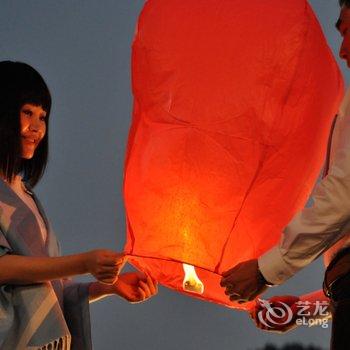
top-left (124, 0), bottom-right (343, 308)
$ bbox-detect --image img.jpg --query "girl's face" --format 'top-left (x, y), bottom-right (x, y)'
top-left (20, 103), bottom-right (47, 159)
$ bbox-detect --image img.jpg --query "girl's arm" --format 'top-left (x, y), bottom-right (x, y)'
top-left (0, 249), bottom-right (124, 285)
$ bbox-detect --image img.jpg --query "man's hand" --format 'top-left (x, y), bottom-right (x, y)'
top-left (220, 259), bottom-right (268, 303)
top-left (113, 272), bottom-right (158, 303)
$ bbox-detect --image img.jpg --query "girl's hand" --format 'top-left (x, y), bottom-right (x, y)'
top-left (113, 272), bottom-right (158, 303)
top-left (83, 250), bottom-right (126, 284)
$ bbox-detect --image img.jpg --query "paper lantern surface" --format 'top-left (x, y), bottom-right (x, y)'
top-left (124, 0), bottom-right (344, 309)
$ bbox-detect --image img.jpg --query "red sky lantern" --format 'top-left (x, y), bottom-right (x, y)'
top-left (124, 0), bottom-right (343, 309)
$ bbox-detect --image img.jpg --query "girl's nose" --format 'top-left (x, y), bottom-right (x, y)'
top-left (29, 119), bottom-right (40, 132)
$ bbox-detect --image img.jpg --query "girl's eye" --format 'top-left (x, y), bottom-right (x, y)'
top-left (40, 116), bottom-right (46, 121)
top-left (23, 110), bottom-right (32, 116)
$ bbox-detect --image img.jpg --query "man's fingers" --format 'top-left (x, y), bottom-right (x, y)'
top-left (231, 283), bottom-right (268, 303)
top-left (247, 291), bottom-right (261, 302)
top-left (222, 261), bottom-right (247, 278)
top-left (229, 293), bottom-right (244, 302)
top-left (224, 286), bottom-right (243, 298)
top-left (224, 283), bottom-right (236, 292)
top-left (221, 268), bottom-right (235, 278)
top-left (221, 270), bottom-right (230, 278)
top-left (227, 287), bottom-right (256, 303)
top-left (237, 299), bottom-right (249, 304)
top-left (250, 294), bottom-right (258, 302)
top-left (231, 290), bottom-right (260, 304)
top-left (230, 295), bottom-right (248, 303)
top-left (220, 276), bottom-right (234, 287)
top-left (249, 285), bottom-right (268, 301)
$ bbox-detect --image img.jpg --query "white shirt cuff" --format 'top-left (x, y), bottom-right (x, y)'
top-left (258, 246), bottom-right (296, 285)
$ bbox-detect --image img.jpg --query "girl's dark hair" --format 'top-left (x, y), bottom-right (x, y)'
top-left (0, 61), bottom-right (51, 187)
top-left (340, 0), bottom-right (350, 7)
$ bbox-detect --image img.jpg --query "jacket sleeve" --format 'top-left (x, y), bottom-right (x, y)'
top-left (54, 238), bottom-right (92, 349)
top-left (62, 279), bottom-right (92, 350)
top-left (259, 111), bottom-right (350, 285)
top-left (0, 227), bottom-right (12, 256)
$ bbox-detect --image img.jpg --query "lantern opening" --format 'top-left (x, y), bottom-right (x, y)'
top-left (182, 263), bottom-right (204, 294)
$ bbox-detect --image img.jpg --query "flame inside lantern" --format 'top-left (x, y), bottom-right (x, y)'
top-left (182, 263), bottom-right (204, 294)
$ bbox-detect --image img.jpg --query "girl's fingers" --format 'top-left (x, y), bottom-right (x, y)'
top-left (138, 286), bottom-right (146, 300)
top-left (99, 266), bottom-right (121, 275)
top-left (146, 275), bottom-right (157, 295)
top-left (97, 273), bottom-right (119, 284)
top-left (153, 279), bottom-right (158, 294)
top-left (98, 272), bottom-right (118, 278)
top-left (139, 280), bottom-right (151, 298)
top-left (99, 278), bottom-right (116, 285)
top-left (104, 253), bottom-right (124, 266)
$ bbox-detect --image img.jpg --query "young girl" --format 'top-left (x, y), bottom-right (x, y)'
top-left (0, 61), bottom-right (157, 350)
